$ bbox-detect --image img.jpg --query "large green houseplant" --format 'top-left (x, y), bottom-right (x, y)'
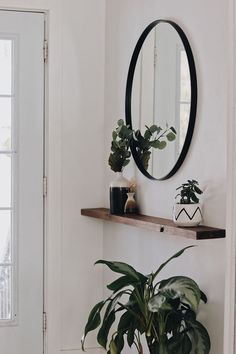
top-left (81, 246), bottom-right (210, 354)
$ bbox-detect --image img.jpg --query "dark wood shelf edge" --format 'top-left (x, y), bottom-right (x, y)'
top-left (81, 208), bottom-right (226, 240)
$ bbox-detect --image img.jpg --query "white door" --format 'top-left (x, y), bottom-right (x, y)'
top-left (0, 10), bottom-right (45, 354)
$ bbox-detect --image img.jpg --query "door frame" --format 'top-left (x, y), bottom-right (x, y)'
top-left (224, 0), bottom-right (236, 353)
top-left (0, 2), bottom-right (63, 354)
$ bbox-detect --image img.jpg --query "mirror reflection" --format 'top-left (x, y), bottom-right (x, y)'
top-left (129, 21), bottom-right (194, 179)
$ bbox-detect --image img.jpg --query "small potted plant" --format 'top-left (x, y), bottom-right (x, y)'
top-left (173, 179), bottom-right (203, 227)
top-left (81, 246), bottom-right (210, 354)
top-left (108, 119), bottom-right (133, 215)
top-left (134, 124), bottom-right (177, 171)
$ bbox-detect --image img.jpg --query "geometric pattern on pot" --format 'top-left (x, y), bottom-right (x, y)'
top-left (175, 206), bottom-right (203, 221)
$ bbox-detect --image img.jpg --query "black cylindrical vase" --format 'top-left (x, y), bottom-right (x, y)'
top-left (110, 172), bottom-right (130, 215)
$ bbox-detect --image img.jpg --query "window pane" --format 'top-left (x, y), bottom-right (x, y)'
top-left (0, 155), bottom-right (11, 207)
top-left (0, 266), bottom-right (12, 320)
top-left (0, 211), bottom-right (11, 263)
top-left (180, 50), bottom-right (191, 102)
top-left (0, 97), bottom-right (11, 151)
top-left (0, 40), bottom-right (12, 95)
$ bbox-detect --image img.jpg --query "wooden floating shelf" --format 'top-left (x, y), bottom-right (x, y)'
top-left (81, 208), bottom-right (226, 240)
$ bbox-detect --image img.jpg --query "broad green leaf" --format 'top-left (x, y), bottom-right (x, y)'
top-left (95, 260), bottom-right (144, 281)
top-left (107, 275), bottom-right (139, 292)
top-left (159, 276), bottom-right (201, 313)
top-left (81, 301), bottom-right (104, 350)
top-left (104, 291), bottom-right (125, 318)
top-left (149, 125), bottom-right (159, 133)
top-left (114, 332), bottom-right (125, 353)
top-left (117, 311), bottom-right (134, 332)
top-left (127, 326), bottom-right (135, 347)
top-left (200, 290), bottom-right (207, 303)
top-left (97, 311), bottom-right (116, 349)
top-left (166, 132), bottom-right (176, 141)
top-left (153, 246), bottom-right (195, 279)
top-left (187, 320), bottom-right (211, 354)
top-left (167, 333), bottom-right (192, 354)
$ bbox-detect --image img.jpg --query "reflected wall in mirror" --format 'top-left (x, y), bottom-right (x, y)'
top-left (126, 20), bottom-right (197, 180)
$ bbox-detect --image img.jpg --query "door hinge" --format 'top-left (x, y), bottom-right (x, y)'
top-left (43, 39), bottom-right (48, 62)
top-left (43, 312), bottom-right (47, 333)
top-left (43, 176), bottom-right (47, 197)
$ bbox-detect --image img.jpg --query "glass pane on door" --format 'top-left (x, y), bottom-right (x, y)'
top-left (0, 211), bottom-right (11, 263)
top-left (0, 155), bottom-right (11, 208)
top-left (0, 40), bottom-right (12, 95)
top-left (0, 97), bottom-right (11, 151)
top-left (0, 266), bottom-right (12, 320)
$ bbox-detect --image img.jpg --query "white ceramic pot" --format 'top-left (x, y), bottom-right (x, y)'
top-left (173, 203), bottom-right (202, 227)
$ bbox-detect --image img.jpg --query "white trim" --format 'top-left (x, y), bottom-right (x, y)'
top-left (0, 2), bottom-right (62, 354)
top-left (224, 0), bottom-right (236, 352)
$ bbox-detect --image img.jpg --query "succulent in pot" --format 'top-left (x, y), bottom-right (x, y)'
top-left (81, 246), bottom-right (210, 354)
top-left (173, 179), bottom-right (203, 227)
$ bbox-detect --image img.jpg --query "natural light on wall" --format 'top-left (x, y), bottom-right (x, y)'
top-left (0, 38), bottom-right (14, 322)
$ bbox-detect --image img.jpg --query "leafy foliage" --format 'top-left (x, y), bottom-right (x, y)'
top-left (108, 119), bottom-right (133, 172)
top-left (81, 246), bottom-right (210, 354)
top-left (175, 179), bottom-right (203, 204)
top-left (134, 124), bottom-right (177, 170)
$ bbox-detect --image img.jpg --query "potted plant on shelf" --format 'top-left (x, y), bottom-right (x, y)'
top-left (134, 124), bottom-right (177, 171)
top-left (108, 119), bottom-right (133, 215)
top-left (173, 179), bottom-right (203, 227)
top-left (81, 246), bottom-right (210, 354)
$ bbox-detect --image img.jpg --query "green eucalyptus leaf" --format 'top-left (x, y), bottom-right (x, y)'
top-left (158, 140), bottom-right (167, 149)
top-left (159, 276), bottom-right (201, 313)
top-left (166, 132), bottom-right (176, 141)
top-left (149, 124), bottom-right (159, 133)
top-left (144, 129), bottom-right (152, 140)
top-left (117, 119), bottom-right (124, 126)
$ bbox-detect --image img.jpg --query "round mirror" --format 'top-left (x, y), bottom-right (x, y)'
top-left (125, 20), bottom-right (197, 180)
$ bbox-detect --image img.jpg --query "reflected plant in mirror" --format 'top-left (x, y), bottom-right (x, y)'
top-left (134, 123), bottom-right (177, 171)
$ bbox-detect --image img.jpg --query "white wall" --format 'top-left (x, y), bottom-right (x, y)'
top-left (103, 1), bottom-right (228, 353)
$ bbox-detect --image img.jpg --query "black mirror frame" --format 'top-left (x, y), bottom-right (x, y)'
top-left (125, 20), bottom-right (198, 180)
